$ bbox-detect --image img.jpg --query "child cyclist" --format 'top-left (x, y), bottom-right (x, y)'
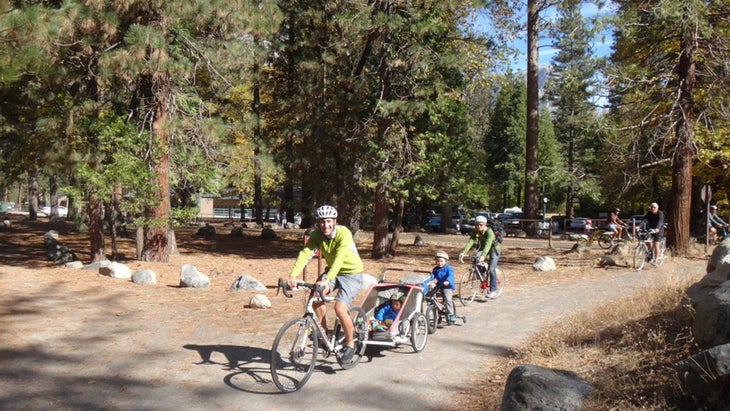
top-left (422, 251), bottom-right (457, 324)
top-left (460, 215), bottom-right (501, 299)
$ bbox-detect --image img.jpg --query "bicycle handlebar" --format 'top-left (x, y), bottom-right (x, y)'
top-left (276, 278), bottom-right (327, 299)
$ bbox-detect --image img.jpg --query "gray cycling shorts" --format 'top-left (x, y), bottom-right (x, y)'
top-left (322, 272), bottom-right (363, 307)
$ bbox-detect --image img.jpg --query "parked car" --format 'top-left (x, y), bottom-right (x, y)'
top-left (569, 217), bottom-right (592, 230)
top-left (423, 216), bottom-right (442, 232)
top-left (40, 205), bottom-right (68, 218)
top-left (460, 218), bottom-right (475, 234)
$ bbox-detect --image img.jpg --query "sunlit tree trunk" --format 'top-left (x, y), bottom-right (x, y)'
top-left (667, 28), bottom-right (696, 256)
top-left (143, 82), bottom-right (172, 262)
top-left (524, 0), bottom-right (540, 220)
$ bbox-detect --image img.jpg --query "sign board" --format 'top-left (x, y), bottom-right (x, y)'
top-left (701, 185), bottom-right (712, 203)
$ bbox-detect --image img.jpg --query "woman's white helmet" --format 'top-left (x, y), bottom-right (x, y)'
top-left (315, 205), bottom-right (338, 219)
top-left (475, 215), bottom-right (488, 224)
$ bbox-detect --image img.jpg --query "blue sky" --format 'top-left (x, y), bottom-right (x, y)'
top-left (474, 2), bottom-right (615, 71)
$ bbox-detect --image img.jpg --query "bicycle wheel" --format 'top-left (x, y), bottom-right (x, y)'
top-left (410, 312), bottom-right (429, 353)
top-left (424, 303), bottom-right (438, 334)
top-left (489, 268), bottom-right (506, 299)
top-left (270, 317), bottom-right (318, 393)
top-left (633, 244), bottom-right (647, 271)
top-left (334, 307), bottom-right (367, 370)
top-left (458, 268), bottom-right (478, 306)
top-left (598, 233), bottom-right (613, 249)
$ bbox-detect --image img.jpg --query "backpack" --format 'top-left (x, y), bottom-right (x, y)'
top-left (487, 218), bottom-right (504, 244)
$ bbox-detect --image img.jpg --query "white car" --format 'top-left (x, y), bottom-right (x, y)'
top-left (40, 205), bottom-right (68, 217)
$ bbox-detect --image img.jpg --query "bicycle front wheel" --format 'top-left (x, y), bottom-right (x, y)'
top-left (633, 244), bottom-right (647, 271)
top-left (458, 268), bottom-right (478, 306)
top-left (270, 317), bottom-right (318, 393)
top-left (424, 303), bottom-right (438, 334)
top-left (598, 233), bottom-right (613, 249)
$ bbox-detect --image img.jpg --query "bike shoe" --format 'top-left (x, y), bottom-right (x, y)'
top-left (340, 345), bottom-right (355, 362)
top-left (448, 315), bottom-right (457, 324)
top-left (485, 291), bottom-right (498, 299)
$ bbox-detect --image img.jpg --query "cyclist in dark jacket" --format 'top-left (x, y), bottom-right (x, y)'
top-left (644, 202), bottom-right (665, 265)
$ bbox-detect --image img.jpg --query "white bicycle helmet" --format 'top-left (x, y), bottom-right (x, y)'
top-left (475, 215), bottom-right (487, 224)
top-left (435, 251), bottom-right (449, 260)
top-left (315, 205), bottom-right (338, 219)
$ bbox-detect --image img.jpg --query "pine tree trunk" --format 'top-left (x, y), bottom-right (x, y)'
top-left (371, 181), bottom-right (389, 259)
top-left (388, 196), bottom-right (406, 256)
top-left (524, 0), bottom-right (540, 220)
top-left (667, 28), bottom-right (696, 257)
top-left (89, 196), bottom-right (105, 262)
top-left (142, 82), bottom-right (172, 263)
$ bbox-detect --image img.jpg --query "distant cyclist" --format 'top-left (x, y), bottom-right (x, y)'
top-left (709, 205), bottom-right (729, 244)
top-left (287, 205), bottom-right (364, 363)
top-left (459, 215), bottom-right (501, 299)
top-left (644, 202), bottom-right (665, 265)
top-left (606, 207), bottom-right (627, 240)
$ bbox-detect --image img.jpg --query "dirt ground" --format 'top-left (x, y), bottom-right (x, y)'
top-left (0, 216), bottom-right (708, 410)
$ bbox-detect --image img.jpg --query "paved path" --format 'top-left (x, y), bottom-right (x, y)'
top-left (188, 260), bottom-right (703, 411)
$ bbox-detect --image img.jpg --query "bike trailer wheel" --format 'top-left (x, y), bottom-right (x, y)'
top-left (410, 312), bottom-right (428, 353)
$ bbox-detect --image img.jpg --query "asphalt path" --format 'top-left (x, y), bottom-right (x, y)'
top-left (171, 256), bottom-right (703, 411)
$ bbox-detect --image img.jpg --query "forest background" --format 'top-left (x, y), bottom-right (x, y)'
top-left (0, 0), bottom-right (728, 263)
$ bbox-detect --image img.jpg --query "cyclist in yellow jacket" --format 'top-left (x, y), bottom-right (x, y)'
top-left (288, 205), bottom-right (364, 363)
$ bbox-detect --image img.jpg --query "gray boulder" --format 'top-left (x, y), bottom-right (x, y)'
top-left (64, 261), bottom-right (84, 269)
top-left (180, 264), bottom-right (210, 289)
top-left (413, 235), bottom-right (425, 247)
top-left (99, 262), bottom-right (132, 279)
top-left (196, 224), bottom-right (216, 238)
top-left (692, 281), bottom-right (730, 349)
top-left (533, 256), bottom-right (556, 271)
top-left (132, 269), bottom-right (157, 285)
top-left (261, 228), bottom-right (277, 239)
top-left (229, 275), bottom-right (267, 291)
top-left (675, 343), bottom-right (730, 406)
top-left (501, 364), bottom-right (593, 411)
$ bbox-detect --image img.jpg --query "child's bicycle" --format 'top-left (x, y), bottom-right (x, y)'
top-left (269, 278), bottom-right (369, 393)
top-left (576, 228), bottom-right (619, 249)
top-left (632, 229), bottom-right (667, 270)
top-left (423, 285), bottom-right (466, 334)
top-left (457, 253), bottom-right (505, 306)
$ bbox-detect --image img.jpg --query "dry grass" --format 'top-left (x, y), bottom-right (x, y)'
top-left (462, 263), bottom-right (710, 411)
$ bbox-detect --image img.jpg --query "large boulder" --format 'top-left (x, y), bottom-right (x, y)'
top-left (692, 281), bottom-right (730, 349)
top-left (180, 264), bottom-right (210, 289)
top-left (501, 364), bottom-right (593, 411)
top-left (229, 275), bottom-right (267, 291)
top-left (533, 256), bottom-right (556, 271)
top-left (99, 262), bottom-right (132, 279)
top-left (132, 269), bottom-right (157, 285)
top-left (675, 343), bottom-right (730, 407)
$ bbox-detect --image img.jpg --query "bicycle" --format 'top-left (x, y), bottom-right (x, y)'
top-left (576, 228), bottom-right (616, 249)
top-left (423, 285), bottom-right (466, 334)
top-left (632, 229), bottom-right (667, 270)
top-left (270, 278), bottom-right (369, 393)
top-left (457, 253), bottom-right (505, 306)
